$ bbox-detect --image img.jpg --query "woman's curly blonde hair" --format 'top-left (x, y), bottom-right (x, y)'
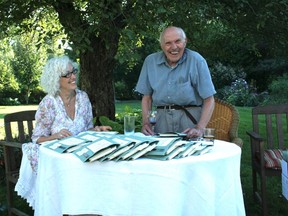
top-left (40, 56), bottom-right (78, 96)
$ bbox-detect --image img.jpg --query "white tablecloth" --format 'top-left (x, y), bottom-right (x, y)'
top-left (18, 140), bottom-right (246, 216)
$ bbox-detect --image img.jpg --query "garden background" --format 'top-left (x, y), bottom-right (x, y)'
top-left (1, 0), bottom-right (288, 215)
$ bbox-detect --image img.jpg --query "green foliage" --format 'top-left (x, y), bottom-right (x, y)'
top-left (267, 73), bottom-right (288, 104)
top-left (248, 58), bottom-right (288, 92)
top-left (98, 116), bottom-right (124, 133)
top-left (10, 39), bottom-right (42, 104)
top-left (0, 13), bottom-right (65, 105)
top-left (0, 98), bottom-right (20, 106)
top-left (28, 88), bottom-right (46, 104)
top-left (0, 0), bottom-right (288, 110)
top-left (210, 63), bottom-right (269, 106)
top-left (210, 62), bottom-right (246, 90)
top-left (0, 38), bottom-right (20, 105)
top-left (220, 78), bottom-right (268, 106)
top-left (98, 105), bottom-right (143, 133)
top-left (114, 81), bottom-right (132, 100)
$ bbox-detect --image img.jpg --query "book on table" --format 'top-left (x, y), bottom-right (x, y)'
top-left (72, 136), bottom-right (133, 162)
top-left (43, 136), bottom-right (92, 153)
top-left (192, 145), bottom-right (213, 156)
top-left (99, 142), bottom-right (135, 161)
top-left (67, 131), bottom-right (120, 153)
top-left (154, 132), bottom-right (187, 138)
top-left (98, 135), bottom-right (139, 161)
top-left (127, 141), bottom-right (158, 160)
top-left (77, 130), bottom-right (119, 139)
top-left (145, 138), bottom-right (214, 160)
top-left (145, 145), bottom-right (187, 161)
top-left (43, 131), bottom-right (160, 162)
top-left (114, 135), bottom-right (158, 161)
top-left (175, 141), bottom-right (201, 158)
top-left (176, 139), bottom-right (214, 158)
top-left (43, 130), bottom-right (119, 153)
top-left (145, 137), bottom-right (184, 156)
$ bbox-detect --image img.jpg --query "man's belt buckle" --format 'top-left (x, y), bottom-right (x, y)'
top-left (166, 105), bottom-right (175, 110)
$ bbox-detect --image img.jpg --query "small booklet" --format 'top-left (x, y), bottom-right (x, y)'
top-left (145, 145), bottom-right (186, 161)
top-left (72, 137), bottom-right (125, 162)
top-left (114, 135), bottom-right (158, 161)
top-left (98, 135), bottom-right (137, 161)
top-left (77, 130), bottom-right (119, 139)
top-left (192, 145), bottom-right (213, 156)
top-left (145, 137), bottom-right (184, 156)
top-left (99, 143), bottom-right (135, 161)
top-left (44, 131), bottom-right (120, 154)
top-left (44, 136), bottom-right (91, 153)
top-left (155, 132), bottom-right (187, 138)
top-left (127, 142), bottom-right (158, 160)
top-left (116, 142), bottom-right (150, 161)
top-left (175, 141), bottom-right (201, 158)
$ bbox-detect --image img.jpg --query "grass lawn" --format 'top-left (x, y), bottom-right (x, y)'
top-left (1, 101), bottom-right (288, 216)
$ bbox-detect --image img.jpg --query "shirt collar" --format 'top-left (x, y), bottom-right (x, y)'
top-left (157, 49), bottom-right (188, 68)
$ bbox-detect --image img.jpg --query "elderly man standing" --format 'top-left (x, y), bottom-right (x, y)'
top-left (135, 26), bottom-right (216, 139)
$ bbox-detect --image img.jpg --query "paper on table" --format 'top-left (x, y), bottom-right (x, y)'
top-left (44, 137), bottom-right (90, 153)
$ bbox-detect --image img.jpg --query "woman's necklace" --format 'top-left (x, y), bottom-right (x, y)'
top-left (60, 92), bottom-right (75, 108)
top-left (66, 96), bottom-right (73, 107)
top-left (60, 92), bottom-right (76, 120)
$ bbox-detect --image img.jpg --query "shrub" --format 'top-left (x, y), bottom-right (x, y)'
top-left (0, 97), bottom-right (20, 105)
top-left (97, 105), bottom-right (143, 133)
top-left (114, 80), bottom-right (130, 100)
top-left (220, 78), bottom-right (268, 106)
top-left (210, 62), bottom-right (246, 90)
top-left (267, 73), bottom-right (288, 104)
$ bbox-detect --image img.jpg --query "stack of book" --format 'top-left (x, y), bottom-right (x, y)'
top-left (43, 131), bottom-right (214, 162)
top-left (43, 131), bottom-right (158, 162)
top-left (144, 136), bottom-right (214, 161)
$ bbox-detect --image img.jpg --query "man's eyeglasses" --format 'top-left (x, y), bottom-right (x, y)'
top-left (61, 68), bottom-right (78, 78)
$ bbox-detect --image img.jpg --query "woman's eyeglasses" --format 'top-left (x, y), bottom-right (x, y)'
top-left (61, 68), bottom-right (78, 78)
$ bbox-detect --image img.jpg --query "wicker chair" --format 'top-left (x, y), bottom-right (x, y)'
top-left (207, 98), bottom-right (243, 148)
top-left (0, 110), bottom-right (36, 216)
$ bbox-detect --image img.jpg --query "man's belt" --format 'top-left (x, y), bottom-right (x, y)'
top-left (156, 105), bottom-right (199, 110)
top-left (156, 105), bottom-right (199, 124)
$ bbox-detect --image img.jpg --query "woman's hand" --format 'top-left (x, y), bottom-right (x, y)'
top-left (57, 129), bottom-right (72, 139)
top-left (93, 125), bottom-right (112, 132)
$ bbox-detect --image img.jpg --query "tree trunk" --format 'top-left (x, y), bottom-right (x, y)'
top-left (80, 41), bottom-right (116, 122)
top-left (51, 1), bottom-right (124, 122)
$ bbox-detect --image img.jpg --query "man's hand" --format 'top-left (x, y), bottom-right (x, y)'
top-left (141, 123), bottom-right (154, 135)
top-left (182, 127), bottom-right (204, 139)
